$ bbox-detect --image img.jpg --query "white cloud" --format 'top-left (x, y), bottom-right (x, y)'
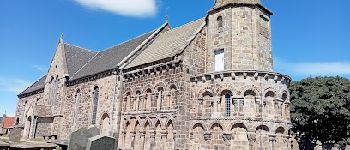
top-left (0, 77), bottom-right (32, 94)
top-left (73, 0), bottom-right (158, 17)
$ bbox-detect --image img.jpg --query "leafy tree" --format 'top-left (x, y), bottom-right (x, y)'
top-left (289, 76), bottom-right (350, 146)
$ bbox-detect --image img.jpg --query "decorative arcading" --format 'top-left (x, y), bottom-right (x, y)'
top-left (190, 70), bottom-right (292, 84)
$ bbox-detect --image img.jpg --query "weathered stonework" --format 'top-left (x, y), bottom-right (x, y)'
top-left (15, 0), bottom-right (292, 149)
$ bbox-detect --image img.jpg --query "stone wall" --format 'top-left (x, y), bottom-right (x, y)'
top-left (207, 5), bottom-right (273, 72)
top-left (61, 74), bottom-right (118, 139)
top-left (186, 71), bottom-right (291, 149)
top-left (118, 62), bottom-right (184, 150)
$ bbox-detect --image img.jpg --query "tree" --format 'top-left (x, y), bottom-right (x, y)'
top-left (289, 76), bottom-right (350, 146)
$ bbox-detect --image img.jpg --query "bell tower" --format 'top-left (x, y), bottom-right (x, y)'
top-left (207, 0), bottom-right (274, 72)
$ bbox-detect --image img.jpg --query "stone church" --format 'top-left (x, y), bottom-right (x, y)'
top-left (16, 0), bottom-right (292, 149)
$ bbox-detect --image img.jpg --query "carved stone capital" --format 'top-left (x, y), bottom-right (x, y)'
top-left (204, 132), bottom-right (212, 141)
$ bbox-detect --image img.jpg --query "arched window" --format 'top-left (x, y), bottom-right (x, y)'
top-left (225, 94), bottom-right (231, 117)
top-left (157, 87), bottom-right (164, 110)
top-left (217, 16), bottom-right (223, 28)
top-left (145, 89), bottom-right (152, 111)
top-left (91, 86), bottom-right (99, 125)
top-left (221, 90), bottom-right (232, 117)
top-left (73, 89), bottom-right (81, 127)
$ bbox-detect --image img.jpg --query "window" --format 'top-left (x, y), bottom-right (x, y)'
top-left (214, 49), bottom-right (225, 72)
top-left (217, 16), bottom-right (223, 28)
top-left (91, 86), bottom-right (99, 125)
top-left (225, 94), bottom-right (231, 117)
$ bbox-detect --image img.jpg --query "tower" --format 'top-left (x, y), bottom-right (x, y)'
top-left (207, 0), bottom-right (273, 72)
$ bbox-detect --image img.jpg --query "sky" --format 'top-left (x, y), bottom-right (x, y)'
top-left (0, 0), bottom-right (349, 116)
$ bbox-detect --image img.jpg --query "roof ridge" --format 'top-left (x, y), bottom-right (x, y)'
top-left (69, 52), bottom-right (101, 79)
top-left (164, 17), bottom-right (205, 33)
top-left (64, 43), bottom-right (97, 53)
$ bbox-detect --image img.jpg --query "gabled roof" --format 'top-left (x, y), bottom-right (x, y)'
top-left (19, 75), bottom-right (46, 96)
top-left (64, 44), bottom-right (98, 76)
top-left (2, 117), bottom-right (16, 129)
top-left (69, 32), bottom-right (153, 81)
top-left (125, 18), bottom-right (205, 69)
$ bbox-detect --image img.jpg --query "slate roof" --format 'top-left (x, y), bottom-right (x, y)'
top-left (19, 75), bottom-right (46, 96)
top-left (64, 44), bottom-right (98, 76)
top-left (2, 117), bottom-right (16, 129)
top-left (69, 32), bottom-right (153, 81)
top-left (125, 18), bottom-right (205, 69)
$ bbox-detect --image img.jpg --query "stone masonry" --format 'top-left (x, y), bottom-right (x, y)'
top-left (16, 0), bottom-right (292, 149)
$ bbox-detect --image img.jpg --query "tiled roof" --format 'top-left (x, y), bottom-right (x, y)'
top-left (2, 117), bottom-right (16, 129)
top-left (69, 32), bottom-right (153, 81)
top-left (125, 18), bottom-right (205, 69)
top-left (19, 75), bottom-right (47, 96)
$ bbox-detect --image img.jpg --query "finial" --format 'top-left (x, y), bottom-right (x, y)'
top-left (59, 33), bottom-right (64, 43)
top-left (165, 15), bottom-right (169, 23)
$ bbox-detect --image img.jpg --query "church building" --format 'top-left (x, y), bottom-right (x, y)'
top-left (16, 0), bottom-right (292, 149)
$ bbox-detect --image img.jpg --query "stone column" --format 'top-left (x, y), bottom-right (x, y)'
top-left (157, 93), bottom-right (161, 111)
top-left (212, 97), bottom-right (221, 118)
top-left (161, 131), bottom-right (168, 150)
top-left (130, 131), bottom-right (136, 149)
top-left (247, 132), bottom-right (256, 150)
top-left (269, 135), bottom-right (276, 150)
top-left (126, 97), bottom-right (131, 111)
top-left (150, 130), bottom-right (156, 150)
top-left (140, 131), bottom-right (146, 150)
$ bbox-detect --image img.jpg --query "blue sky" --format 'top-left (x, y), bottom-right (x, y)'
top-left (0, 0), bottom-right (349, 116)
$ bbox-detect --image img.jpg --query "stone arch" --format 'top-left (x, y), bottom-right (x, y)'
top-left (240, 85), bottom-right (261, 97)
top-left (256, 125), bottom-right (269, 132)
top-left (210, 123), bottom-right (223, 130)
top-left (231, 123), bottom-right (249, 147)
top-left (232, 123), bottom-right (248, 130)
top-left (124, 87), bottom-right (133, 96)
top-left (100, 113), bottom-right (110, 136)
top-left (154, 81), bottom-right (166, 90)
top-left (275, 127), bottom-right (285, 134)
top-left (191, 123), bottom-right (205, 148)
top-left (198, 88), bottom-right (214, 98)
top-left (256, 125), bottom-right (270, 149)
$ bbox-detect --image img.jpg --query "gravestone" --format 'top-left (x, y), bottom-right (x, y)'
top-left (86, 135), bottom-right (115, 150)
top-left (68, 126), bottom-right (100, 150)
top-left (9, 128), bottom-right (23, 142)
top-left (314, 141), bottom-right (322, 150)
top-left (331, 144), bottom-right (340, 150)
top-left (345, 145), bottom-right (350, 150)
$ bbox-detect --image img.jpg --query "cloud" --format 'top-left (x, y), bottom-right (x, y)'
top-left (73, 0), bottom-right (158, 17)
top-left (274, 58), bottom-right (350, 80)
top-left (0, 77), bottom-right (32, 94)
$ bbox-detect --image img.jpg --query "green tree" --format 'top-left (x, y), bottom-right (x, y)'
top-left (289, 76), bottom-right (350, 146)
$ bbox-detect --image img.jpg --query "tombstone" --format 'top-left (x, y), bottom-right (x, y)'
top-left (9, 127), bottom-right (23, 142)
top-left (331, 144), bottom-right (340, 150)
top-left (86, 135), bottom-right (116, 150)
top-left (345, 145), bottom-right (350, 150)
top-left (314, 140), bottom-right (322, 150)
top-left (68, 126), bottom-right (100, 150)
